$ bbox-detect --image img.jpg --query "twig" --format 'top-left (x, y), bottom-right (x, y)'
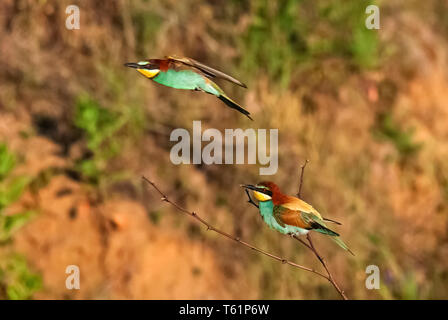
top-left (294, 161), bottom-right (348, 300)
top-left (306, 234), bottom-right (347, 300)
top-left (142, 176), bottom-right (329, 280)
top-left (297, 159), bottom-right (309, 198)
top-left (292, 234), bottom-right (312, 250)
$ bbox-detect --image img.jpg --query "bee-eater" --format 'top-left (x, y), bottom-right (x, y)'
top-left (124, 55), bottom-right (252, 120)
top-left (242, 182), bottom-right (354, 255)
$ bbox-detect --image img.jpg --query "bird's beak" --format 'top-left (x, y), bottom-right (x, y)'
top-left (240, 184), bottom-right (258, 192)
top-left (124, 62), bottom-right (140, 69)
top-left (240, 184), bottom-right (272, 197)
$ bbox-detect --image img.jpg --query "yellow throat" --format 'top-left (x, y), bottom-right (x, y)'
top-left (253, 190), bottom-right (272, 202)
top-left (137, 68), bottom-right (160, 79)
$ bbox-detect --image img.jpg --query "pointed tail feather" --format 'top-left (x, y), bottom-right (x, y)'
top-left (308, 214), bottom-right (353, 255)
top-left (311, 221), bottom-right (340, 237)
top-left (323, 217), bottom-right (342, 225)
top-left (331, 236), bottom-right (355, 256)
top-left (218, 95), bottom-right (253, 120)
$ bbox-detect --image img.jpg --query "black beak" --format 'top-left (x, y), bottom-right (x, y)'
top-left (240, 184), bottom-right (258, 192)
top-left (240, 184), bottom-right (272, 196)
top-left (124, 62), bottom-right (140, 69)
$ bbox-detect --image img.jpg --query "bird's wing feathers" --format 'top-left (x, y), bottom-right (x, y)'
top-left (166, 55), bottom-right (247, 88)
top-left (274, 198), bottom-right (353, 254)
top-left (282, 196), bottom-right (342, 224)
top-left (300, 212), bottom-right (339, 236)
top-left (273, 205), bottom-right (310, 229)
top-left (272, 206), bottom-right (287, 228)
top-left (323, 217), bottom-right (342, 225)
top-left (281, 196), bottom-right (323, 219)
top-left (274, 199), bottom-right (339, 236)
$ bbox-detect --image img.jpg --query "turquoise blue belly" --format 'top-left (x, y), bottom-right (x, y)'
top-left (153, 69), bottom-right (210, 91)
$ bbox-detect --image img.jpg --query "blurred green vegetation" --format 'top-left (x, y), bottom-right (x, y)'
top-left (74, 94), bottom-right (126, 185)
top-left (0, 144), bottom-right (41, 300)
top-left (0, 144), bottom-right (33, 243)
top-left (373, 113), bottom-right (422, 158)
top-left (239, 0), bottom-right (379, 86)
top-left (131, 8), bottom-right (163, 57)
top-left (73, 92), bottom-right (145, 190)
top-left (0, 255), bottom-right (42, 300)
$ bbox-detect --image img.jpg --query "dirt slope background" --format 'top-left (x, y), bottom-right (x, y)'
top-left (0, 0), bottom-right (447, 299)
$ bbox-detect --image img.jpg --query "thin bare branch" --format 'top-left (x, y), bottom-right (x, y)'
top-left (292, 234), bottom-right (312, 250)
top-left (142, 176), bottom-right (328, 280)
top-left (142, 171), bottom-right (348, 300)
top-left (297, 159), bottom-right (310, 198)
top-left (294, 161), bottom-right (348, 300)
top-left (306, 234), bottom-right (348, 300)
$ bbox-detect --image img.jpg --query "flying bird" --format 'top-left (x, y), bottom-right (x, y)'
top-left (241, 181), bottom-right (354, 255)
top-left (124, 55), bottom-right (252, 120)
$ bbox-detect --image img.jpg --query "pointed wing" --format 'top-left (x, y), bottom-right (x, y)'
top-left (273, 205), bottom-right (311, 229)
top-left (273, 197), bottom-right (339, 236)
top-left (323, 217), bottom-right (342, 225)
top-left (274, 201), bottom-right (353, 254)
top-left (276, 196), bottom-right (352, 254)
top-left (300, 212), bottom-right (339, 236)
top-left (280, 196), bottom-right (323, 219)
top-left (281, 196), bottom-right (342, 225)
top-left (166, 55), bottom-right (247, 88)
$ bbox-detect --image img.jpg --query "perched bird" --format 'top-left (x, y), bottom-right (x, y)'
top-left (241, 181), bottom-right (354, 255)
top-left (124, 55), bottom-right (252, 120)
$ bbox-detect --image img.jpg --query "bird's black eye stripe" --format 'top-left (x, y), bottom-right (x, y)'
top-left (242, 184), bottom-right (272, 197)
top-left (256, 188), bottom-right (272, 197)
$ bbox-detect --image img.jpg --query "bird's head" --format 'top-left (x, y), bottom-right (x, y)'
top-left (241, 181), bottom-right (280, 202)
top-left (124, 60), bottom-right (161, 79)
